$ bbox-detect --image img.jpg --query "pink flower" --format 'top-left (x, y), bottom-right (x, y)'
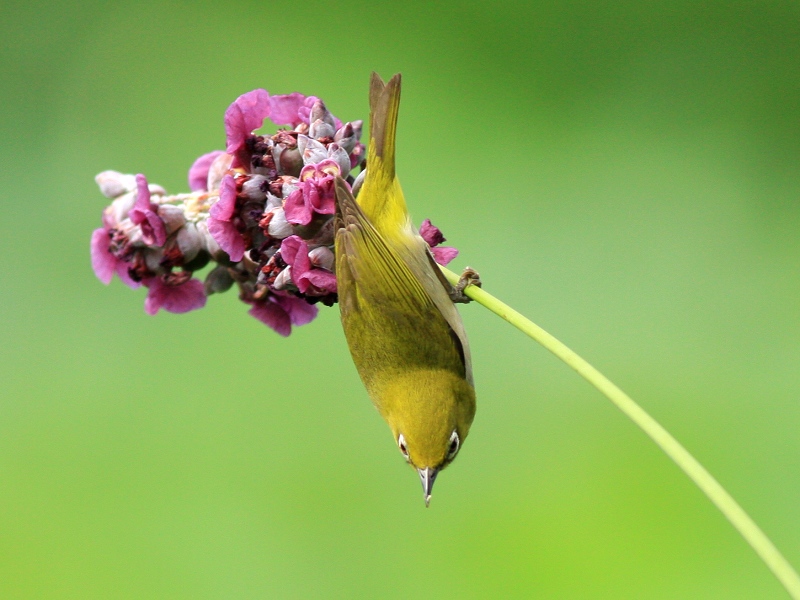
top-left (430, 246), bottom-right (459, 266)
top-left (268, 93), bottom-right (310, 127)
top-left (207, 175), bottom-right (246, 262)
top-left (280, 236), bottom-right (337, 296)
top-left (419, 219), bottom-right (459, 266)
top-left (188, 150), bottom-right (225, 191)
top-left (283, 160), bottom-right (340, 226)
top-left (90, 227), bottom-right (139, 288)
top-left (225, 89), bottom-right (271, 169)
top-left (266, 93), bottom-right (344, 130)
top-left (248, 292), bottom-right (319, 337)
top-left (144, 275), bottom-right (206, 315)
top-left (129, 174), bottom-right (167, 247)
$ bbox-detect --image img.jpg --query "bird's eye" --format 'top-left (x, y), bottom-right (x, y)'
top-left (447, 430), bottom-right (460, 460)
top-left (398, 434), bottom-right (409, 459)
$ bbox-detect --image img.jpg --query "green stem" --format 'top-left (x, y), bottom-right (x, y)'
top-left (441, 266), bottom-right (800, 599)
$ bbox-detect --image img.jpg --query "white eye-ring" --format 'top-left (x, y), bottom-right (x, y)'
top-left (447, 430), bottom-right (460, 460)
top-left (398, 434), bottom-right (409, 459)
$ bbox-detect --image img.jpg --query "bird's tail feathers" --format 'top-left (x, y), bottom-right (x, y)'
top-left (367, 72), bottom-right (401, 181)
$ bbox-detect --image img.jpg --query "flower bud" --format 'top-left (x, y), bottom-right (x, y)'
top-left (351, 170), bottom-right (366, 197)
top-left (265, 193), bottom-right (282, 210)
top-left (327, 143), bottom-right (351, 178)
top-left (309, 119), bottom-right (335, 139)
top-left (207, 152), bottom-right (233, 192)
top-left (196, 219), bottom-right (221, 256)
top-left (158, 204), bottom-right (186, 235)
top-left (96, 171), bottom-right (137, 199)
top-left (176, 222), bottom-right (204, 263)
top-left (333, 123), bottom-right (357, 153)
top-left (204, 264), bottom-right (235, 295)
top-left (273, 143), bottom-right (303, 176)
top-left (308, 246), bottom-right (334, 271)
top-left (309, 99), bottom-right (335, 127)
top-left (104, 190), bottom-right (137, 227)
top-left (349, 143), bottom-right (365, 169)
top-left (281, 178), bottom-right (299, 198)
top-left (272, 265), bottom-right (293, 290)
top-left (297, 135), bottom-right (328, 165)
top-left (242, 175), bottom-right (268, 200)
top-left (148, 183), bottom-right (167, 197)
top-left (267, 207), bottom-right (294, 239)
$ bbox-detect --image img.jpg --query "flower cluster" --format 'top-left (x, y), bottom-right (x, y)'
top-left (91, 88), bottom-right (458, 336)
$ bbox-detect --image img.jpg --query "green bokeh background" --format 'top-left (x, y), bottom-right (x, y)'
top-left (2, 1), bottom-right (799, 597)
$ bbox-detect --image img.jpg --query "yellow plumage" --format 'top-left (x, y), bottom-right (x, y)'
top-left (334, 73), bottom-right (476, 505)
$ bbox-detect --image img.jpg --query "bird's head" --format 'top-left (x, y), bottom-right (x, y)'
top-left (376, 369), bottom-right (476, 506)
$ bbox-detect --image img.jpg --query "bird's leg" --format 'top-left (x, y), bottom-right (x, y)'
top-left (450, 267), bottom-right (481, 303)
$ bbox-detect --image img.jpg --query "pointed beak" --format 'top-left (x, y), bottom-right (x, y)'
top-left (417, 467), bottom-right (439, 507)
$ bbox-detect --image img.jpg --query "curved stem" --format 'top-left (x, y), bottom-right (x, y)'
top-left (440, 266), bottom-right (800, 599)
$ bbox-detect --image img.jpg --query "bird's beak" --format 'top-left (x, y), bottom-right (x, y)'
top-left (417, 467), bottom-right (439, 507)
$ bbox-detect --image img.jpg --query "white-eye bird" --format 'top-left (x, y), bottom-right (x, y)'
top-left (334, 73), bottom-right (476, 506)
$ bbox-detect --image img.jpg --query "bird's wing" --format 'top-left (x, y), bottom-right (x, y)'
top-left (350, 72), bottom-right (474, 385)
top-left (335, 178), bottom-right (468, 380)
top-left (404, 240), bottom-right (474, 386)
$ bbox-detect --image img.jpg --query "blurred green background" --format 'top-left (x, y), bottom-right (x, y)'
top-left (2, 0), bottom-right (799, 597)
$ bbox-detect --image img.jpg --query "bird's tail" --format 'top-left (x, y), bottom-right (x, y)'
top-left (367, 72), bottom-right (401, 180)
top-left (358, 72), bottom-right (409, 235)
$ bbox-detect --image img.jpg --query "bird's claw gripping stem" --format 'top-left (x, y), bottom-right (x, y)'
top-left (450, 267), bottom-right (481, 303)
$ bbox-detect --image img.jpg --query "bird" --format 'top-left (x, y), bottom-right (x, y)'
top-left (334, 72), bottom-right (476, 506)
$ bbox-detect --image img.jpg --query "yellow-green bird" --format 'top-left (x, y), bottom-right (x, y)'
top-left (334, 73), bottom-right (476, 506)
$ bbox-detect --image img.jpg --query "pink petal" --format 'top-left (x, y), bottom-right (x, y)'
top-left (91, 228), bottom-right (116, 284)
top-left (115, 261), bottom-right (140, 289)
top-left (431, 246), bottom-right (459, 266)
top-left (133, 174), bottom-right (152, 211)
top-left (307, 178), bottom-right (336, 215)
top-left (139, 211), bottom-right (167, 247)
top-left (279, 235), bottom-right (304, 266)
top-left (209, 175), bottom-right (237, 221)
top-left (129, 173), bottom-right (167, 247)
top-left (274, 294), bottom-right (319, 326)
top-left (248, 300), bottom-right (292, 336)
top-left (419, 219), bottom-right (445, 247)
top-left (207, 218), bottom-right (245, 262)
top-left (283, 188), bottom-right (313, 226)
top-left (144, 278), bottom-right (206, 315)
top-left (188, 150), bottom-right (224, 191)
top-left (297, 96), bottom-right (343, 129)
top-left (225, 89), bottom-right (271, 167)
top-left (301, 268), bottom-right (337, 294)
top-left (280, 236), bottom-right (311, 280)
top-left (268, 92), bottom-right (308, 127)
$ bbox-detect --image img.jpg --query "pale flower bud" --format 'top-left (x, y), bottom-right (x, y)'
top-left (352, 170), bottom-right (366, 197)
top-left (207, 152), bottom-right (233, 192)
top-left (309, 118), bottom-right (335, 139)
top-left (272, 266), bottom-right (293, 290)
top-left (267, 207), bottom-right (294, 239)
top-left (327, 143), bottom-right (351, 178)
top-left (297, 135), bottom-right (328, 165)
top-left (158, 204), bottom-right (186, 235)
top-left (176, 222), bottom-right (204, 263)
top-left (309, 99), bottom-right (335, 127)
top-left (105, 190), bottom-right (137, 226)
top-left (242, 175), bottom-right (268, 200)
top-left (96, 170), bottom-right (137, 199)
top-left (308, 246), bottom-right (334, 271)
top-left (196, 219), bottom-right (220, 256)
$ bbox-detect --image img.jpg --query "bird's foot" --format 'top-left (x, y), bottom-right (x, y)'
top-left (450, 267), bottom-right (481, 303)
